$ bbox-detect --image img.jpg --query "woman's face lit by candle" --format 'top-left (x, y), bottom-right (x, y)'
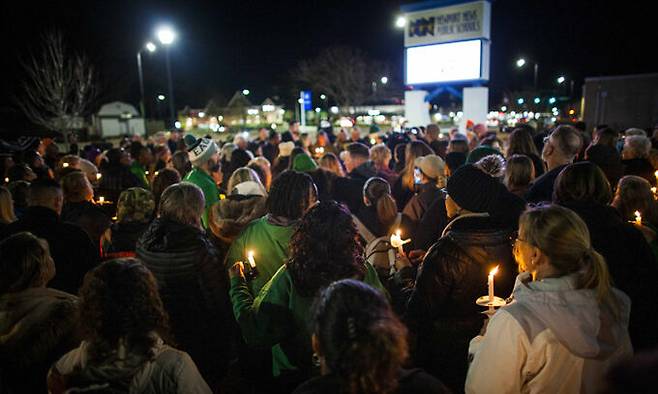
top-left (514, 226), bottom-right (537, 273)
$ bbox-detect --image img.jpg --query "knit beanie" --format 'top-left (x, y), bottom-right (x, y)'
top-left (292, 153), bottom-right (318, 172)
top-left (465, 146), bottom-right (502, 164)
top-left (117, 187), bottom-right (155, 223)
top-left (446, 164), bottom-right (504, 213)
top-left (184, 134), bottom-right (219, 166)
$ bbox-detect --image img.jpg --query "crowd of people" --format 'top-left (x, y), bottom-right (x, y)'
top-left (1, 119), bottom-right (658, 393)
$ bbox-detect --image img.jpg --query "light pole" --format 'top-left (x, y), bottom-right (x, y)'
top-left (137, 42), bottom-right (157, 133)
top-left (516, 57), bottom-right (539, 90)
top-left (156, 26), bottom-right (176, 129)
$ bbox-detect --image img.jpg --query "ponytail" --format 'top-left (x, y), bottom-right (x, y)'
top-left (376, 194), bottom-right (398, 230)
top-left (364, 177), bottom-right (398, 230)
top-left (578, 248), bottom-right (611, 302)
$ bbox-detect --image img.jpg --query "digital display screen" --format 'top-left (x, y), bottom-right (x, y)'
top-left (405, 39), bottom-right (484, 84)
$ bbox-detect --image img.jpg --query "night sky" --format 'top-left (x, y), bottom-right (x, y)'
top-left (0, 0), bottom-right (654, 116)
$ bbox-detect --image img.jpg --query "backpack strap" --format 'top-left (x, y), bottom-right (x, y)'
top-left (352, 214), bottom-right (376, 244)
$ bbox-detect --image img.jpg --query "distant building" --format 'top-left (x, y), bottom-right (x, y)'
top-left (93, 101), bottom-right (145, 137)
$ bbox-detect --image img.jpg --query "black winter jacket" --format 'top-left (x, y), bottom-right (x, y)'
top-left (559, 201), bottom-right (658, 350)
top-left (404, 215), bottom-right (517, 392)
top-left (136, 218), bottom-right (236, 387)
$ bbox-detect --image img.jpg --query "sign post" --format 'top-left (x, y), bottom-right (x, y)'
top-left (300, 90), bottom-right (312, 129)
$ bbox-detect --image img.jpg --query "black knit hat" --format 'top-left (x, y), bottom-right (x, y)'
top-left (446, 164), bottom-right (504, 213)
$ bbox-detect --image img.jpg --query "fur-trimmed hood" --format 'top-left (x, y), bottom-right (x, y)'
top-left (209, 195), bottom-right (267, 242)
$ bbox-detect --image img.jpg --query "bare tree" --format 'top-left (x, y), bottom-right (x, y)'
top-left (15, 31), bottom-right (97, 147)
top-left (296, 46), bottom-right (386, 110)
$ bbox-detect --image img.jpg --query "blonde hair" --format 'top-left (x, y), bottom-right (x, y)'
top-left (0, 186), bottom-right (16, 224)
top-left (370, 143), bottom-right (391, 169)
top-left (402, 141), bottom-right (433, 190)
top-left (227, 167), bottom-right (265, 194)
top-left (319, 153), bottom-right (345, 177)
top-left (519, 204), bottom-right (612, 303)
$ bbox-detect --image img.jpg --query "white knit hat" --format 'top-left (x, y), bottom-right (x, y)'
top-left (185, 134), bottom-right (219, 166)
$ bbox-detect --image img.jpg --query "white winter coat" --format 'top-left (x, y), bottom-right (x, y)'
top-left (465, 272), bottom-right (632, 394)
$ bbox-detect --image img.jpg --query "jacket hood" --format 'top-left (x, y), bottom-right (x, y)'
top-left (209, 195), bottom-right (267, 241)
top-left (137, 217), bottom-right (206, 253)
top-left (350, 161), bottom-right (378, 180)
top-left (510, 272), bottom-right (631, 358)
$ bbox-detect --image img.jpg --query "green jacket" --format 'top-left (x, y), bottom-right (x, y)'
top-left (229, 263), bottom-right (385, 377)
top-left (183, 168), bottom-right (220, 229)
top-left (129, 162), bottom-right (149, 189)
top-left (225, 216), bottom-right (295, 295)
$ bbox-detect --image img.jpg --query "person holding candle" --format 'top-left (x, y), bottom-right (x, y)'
top-left (226, 170), bottom-right (317, 295)
top-left (228, 201), bottom-right (386, 393)
top-left (611, 175), bottom-right (658, 261)
top-left (553, 162), bottom-right (658, 350)
top-left (404, 164), bottom-right (525, 391)
top-left (466, 204), bottom-right (632, 393)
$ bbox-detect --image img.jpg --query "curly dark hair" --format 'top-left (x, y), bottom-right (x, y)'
top-left (286, 200), bottom-right (365, 297)
top-left (312, 279), bottom-right (408, 394)
top-left (78, 258), bottom-right (172, 361)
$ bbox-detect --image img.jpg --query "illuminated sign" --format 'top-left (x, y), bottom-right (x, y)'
top-left (405, 39), bottom-right (489, 85)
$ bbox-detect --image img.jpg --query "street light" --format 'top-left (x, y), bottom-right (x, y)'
top-left (548, 97), bottom-right (557, 104)
top-left (320, 94), bottom-right (327, 100)
top-left (381, 76), bottom-right (389, 84)
top-left (395, 16), bottom-right (407, 28)
top-left (242, 89), bottom-right (250, 96)
top-left (533, 97), bottom-right (541, 104)
top-left (557, 76), bottom-right (566, 84)
top-left (156, 25), bottom-right (176, 129)
top-left (515, 57), bottom-right (539, 89)
top-left (157, 94), bottom-right (166, 101)
top-left (137, 42), bottom-right (158, 132)
top-left (517, 98), bottom-right (525, 105)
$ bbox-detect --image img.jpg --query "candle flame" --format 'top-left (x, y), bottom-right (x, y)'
top-left (635, 211), bottom-right (641, 219)
top-left (96, 173), bottom-right (102, 180)
top-left (654, 171), bottom-right (658, 178)
top-left (396, 229), bottom-right (401, 237)
top-left (489, 265), bottom-right (499, 276)
top-left (248, 250), bottom-right (254, 258)
top-left (652, 187), bottom-right (657, 194)
top-left (62, 162), bottom-right (69, 168)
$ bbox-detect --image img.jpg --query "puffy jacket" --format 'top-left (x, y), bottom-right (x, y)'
top-left (0, 288), bottom-right (79, 394)
top-left (48, 336), bottom-right (211, 394)
top-left (136, 218), bottom-right (235, 387)
top-left (466, 273), bottom-right (632, 394)
top-left (405, 214), bottom-right (517, 392)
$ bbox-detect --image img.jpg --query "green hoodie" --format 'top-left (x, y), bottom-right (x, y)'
top-left (183, 167), bottom-right (220, 228)
top-left (229, 263), bottom-right (386, 377)
top-left (225, 216), bottom-right (295, 295)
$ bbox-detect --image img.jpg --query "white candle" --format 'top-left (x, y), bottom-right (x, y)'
top-left (488, 266), bottom-right (499, 304)
top-left (98, 196), bottom-right (105, 204)
top-left (390, 229), bottom-right (410, 255)
top-left (247, 250), bottom-right (256, 268)
top-left (634, 211), bottom-right (642, 226)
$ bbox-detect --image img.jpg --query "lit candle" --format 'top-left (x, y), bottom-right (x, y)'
top-left (4, 177), bottom-right (8, 183)
top-left (488, 266), bottom-right (499, 304)
top-left (247, 250), bottom-right (256, 268)
top-left (654, 170), bottom-right (658, 185)
top-left (145, 170), bottom-right (150, 176)
top-left (634, 210), bottom-right (642, 226)
top-left (62, 162), bottom-right (69, 168)
top-left (390, 229), bottom-right (411, 255)
top-left (98, 196), bottom-right (105, 204)
top-left (96, 173), bottom-right (102, 180)
top-left (652, 187), bottom-right (657, 199)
